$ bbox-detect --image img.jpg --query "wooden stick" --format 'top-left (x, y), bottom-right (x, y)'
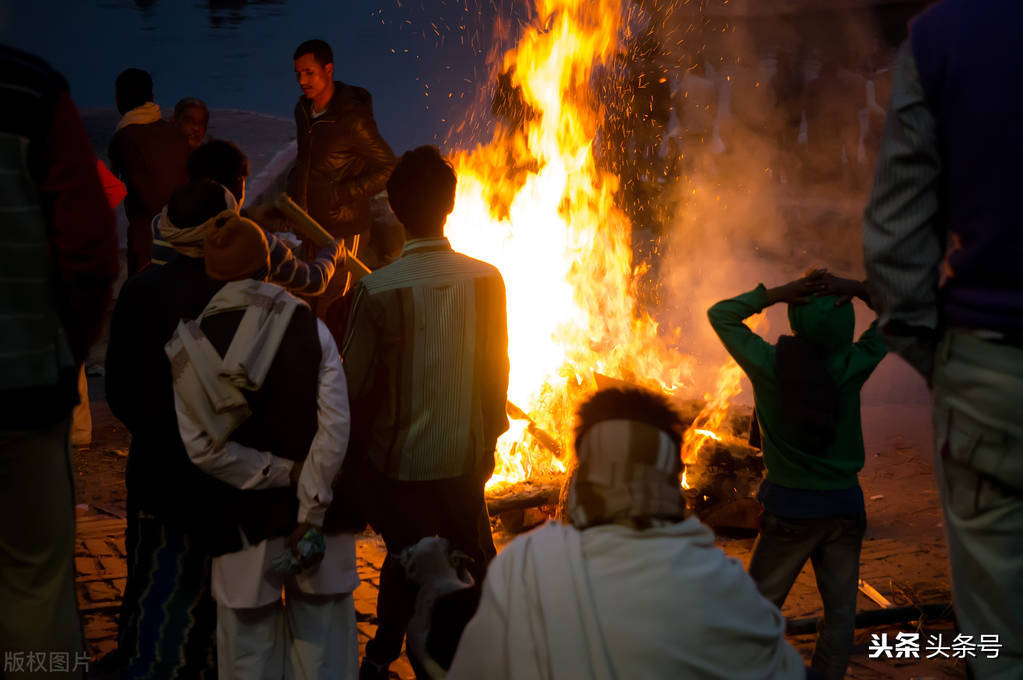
top-left (273, 193), bottom-right (335, 248)
top-left (486, 485), bottom-right (560, 516)
top-left (345, 250), bottom-right (372, 282)
top-left (786, 602), bottom-right (953, 636)
top-left (858, 578), bottom-right (895, 609)
top-left (272, 192), bottom-right (373, 283)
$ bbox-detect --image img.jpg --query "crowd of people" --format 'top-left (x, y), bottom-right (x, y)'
top-left (1, 1), bottom-right (1021, 678)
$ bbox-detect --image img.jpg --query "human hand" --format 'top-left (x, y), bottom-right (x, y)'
top-left (765, 269), bottom-right (828, 305)
top-left (817, 273), bottom-right (871, 307)
top-left (287, 522), bottom-right (325, 571)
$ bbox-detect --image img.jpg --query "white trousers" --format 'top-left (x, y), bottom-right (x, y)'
top-left (217, 589), bottom-right (358, 680)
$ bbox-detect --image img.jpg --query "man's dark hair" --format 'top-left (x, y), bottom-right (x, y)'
top-left (293, 39), bottom-right (334, 67)
top-left (115, 68), bottom-right (154, 114)
top-left (167, 179), bottom-right (228, 228)
top-left (574, 387), bottom-right (687, 450)
top-left (173, 97), bottom-right (209, 120)
top-left (187, 140), bottom-right (249, 202)
top-left (386, 146), bottom-right (457, 238)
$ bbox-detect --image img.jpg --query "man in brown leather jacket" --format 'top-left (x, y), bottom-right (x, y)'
top-left (289, 39), bottom-right (396, 312)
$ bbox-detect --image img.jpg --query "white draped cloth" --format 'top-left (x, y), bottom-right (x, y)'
top-left (449, 518), bottom-right (806, 680)
top-left (174, 308), bottom-right (357, 607)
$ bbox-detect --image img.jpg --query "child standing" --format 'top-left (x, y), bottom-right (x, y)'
top-left (708, 270), bottom-right (886, 680)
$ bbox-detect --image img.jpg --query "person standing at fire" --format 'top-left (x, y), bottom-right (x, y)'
top-left (168, 213), bottom-right (358, 679)
top-left (863, 2), bottom-right (1023, 675)
top-left (288, 38), bottom-right (396, 315)
top-left (342, 146), bottom-right (509, 680)
top-left (708, 270), bottom-right (887, 680)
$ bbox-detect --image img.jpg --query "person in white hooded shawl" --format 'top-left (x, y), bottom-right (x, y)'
top-left (448, 387), bottom-right (809, 680)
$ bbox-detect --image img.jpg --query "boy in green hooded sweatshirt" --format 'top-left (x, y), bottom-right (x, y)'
top-left (708, 270), bottom-right (887, 680)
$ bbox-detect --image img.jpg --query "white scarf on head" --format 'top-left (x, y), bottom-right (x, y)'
top-left (116, 102), bottom-right (163, 131)
top-left (157, 185), bottom-right (238, 258)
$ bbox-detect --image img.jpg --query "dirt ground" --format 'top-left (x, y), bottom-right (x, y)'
top-left (70, 351), bottom-right (974, 680)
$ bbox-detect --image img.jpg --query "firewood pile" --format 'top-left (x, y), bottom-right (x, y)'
top-left (486, 400), bottom-right (766, 534)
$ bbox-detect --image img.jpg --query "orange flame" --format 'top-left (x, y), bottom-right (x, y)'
top-left (681, 312), bottom-right (767, 465)
top-left (445, 0), bottom-right (695, 490)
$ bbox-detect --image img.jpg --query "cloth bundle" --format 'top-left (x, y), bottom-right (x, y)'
top-left (165, 279), bottom-right (301, 446)
top-left (270, 528), bottom-right (326, 575)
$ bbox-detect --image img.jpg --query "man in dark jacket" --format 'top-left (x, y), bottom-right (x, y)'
top-left (105, 180), bottom-right (238, 679)
top-left (108, 67), bottom-right (190, 274)
top-left (289, 39), bottom-right (396, 312)
top-left (863, 2), bottom-right (1023, 674)
top-left (0, 45), bottom-right (119, 679)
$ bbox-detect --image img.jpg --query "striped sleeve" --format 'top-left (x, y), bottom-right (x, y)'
top-left (267, 234), bottom-right (340, 295)
top-left (862, 40), bottom-right (943, 378)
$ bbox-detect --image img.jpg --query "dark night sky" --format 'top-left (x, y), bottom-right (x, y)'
top-left (0, 0), bottom-right (529, 153)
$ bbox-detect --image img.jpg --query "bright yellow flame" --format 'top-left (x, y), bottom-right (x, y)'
top-left (445, 0), bottom-right (695, 490)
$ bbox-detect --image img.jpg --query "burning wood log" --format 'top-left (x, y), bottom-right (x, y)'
top-left (683, 437), bottom-right (765, 525)
top-left (506, 401), bottom-right (563, 459)
top-left (485, 481), bottom-right (561, 517)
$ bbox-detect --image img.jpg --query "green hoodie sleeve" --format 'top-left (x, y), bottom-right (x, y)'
top-left (707, 285), bottom-right (775, 384)
top-left (844, 320), bottom-right (888, 384)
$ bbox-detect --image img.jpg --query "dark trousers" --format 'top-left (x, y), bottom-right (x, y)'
top-left (363, 469), bottom-right (494, 671)
top-left (748, 512), bottom-right (866, 680)
top-left (0, 418), bottom-right (84, 680)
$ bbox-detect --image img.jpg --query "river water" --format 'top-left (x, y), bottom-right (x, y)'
top-left (0, 0), bottom-right (517, 153)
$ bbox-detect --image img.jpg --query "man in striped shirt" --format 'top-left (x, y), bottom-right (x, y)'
top-left (343, 146), bottom-right (509, 680)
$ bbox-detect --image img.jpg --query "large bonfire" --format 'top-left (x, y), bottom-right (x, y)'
top-left (443, 0), bottom-right (749, 491)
